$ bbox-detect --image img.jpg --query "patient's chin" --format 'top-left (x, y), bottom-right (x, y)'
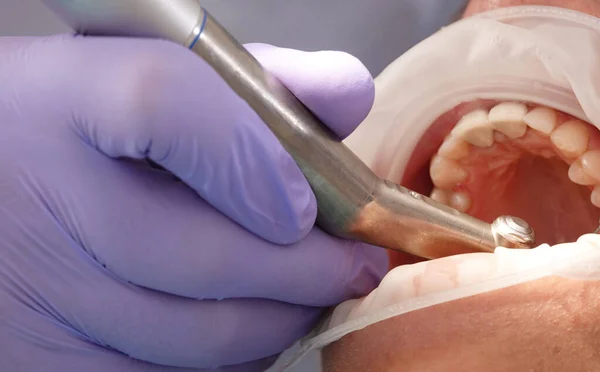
top-left (322, 276), bottom-right (600, 372)
top-left (383, 100), bottom-right (600, 270)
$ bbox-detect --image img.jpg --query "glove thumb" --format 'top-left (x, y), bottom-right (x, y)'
top-left (245, 43), bottom-right (375, 139)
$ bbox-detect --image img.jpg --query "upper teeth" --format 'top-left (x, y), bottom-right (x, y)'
top-left (523, 107), bottom-right (558, 135)
top-left (437, 135), bottom-right (470, 160)
top-left (429, 101), bottom-right (600, 212)
top-left (450, 109), bottom-right (494, 148)
top-left (578, 150), bottom-right (600, 181)
top-left (429, 155), bottom-right (468, 189)
top-left (567, 159), bottom-right (597, 186)
top-left (550, 120), bottom-right (590, 159)
top-left (488, 102), bottom-right (528, 139)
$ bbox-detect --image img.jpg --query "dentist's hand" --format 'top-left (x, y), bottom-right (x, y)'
top-left (0, 35), bottom-right (387, 371)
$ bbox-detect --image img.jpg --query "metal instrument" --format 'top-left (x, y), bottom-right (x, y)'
top-left (43, 0), bottom-right (536, 259)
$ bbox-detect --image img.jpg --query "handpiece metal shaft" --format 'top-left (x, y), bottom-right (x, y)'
top-left (44, 0), bottom-right (536, 259)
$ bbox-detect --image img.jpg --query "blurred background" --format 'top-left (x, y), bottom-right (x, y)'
top-left (0, 0), bottom-right (466, 76)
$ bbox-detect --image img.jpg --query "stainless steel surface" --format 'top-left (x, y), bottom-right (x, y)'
top-left (43, 0), bottom-right (537, 258)
top-left (42, 0), bottom-right (202, 45)
top-left (193, 8), bottom-right (379, 239)
top-left (491, 216), bottom-right (536, 249)
top-left (346, 180), bottom-right (500, 258)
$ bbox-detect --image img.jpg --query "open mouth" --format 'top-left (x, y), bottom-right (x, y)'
top-left (389, 100), bottom-right (600, 268)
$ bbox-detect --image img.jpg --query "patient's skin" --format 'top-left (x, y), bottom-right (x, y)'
top-left (323, 277), bottom-right (600, 371)
top-left (463, 0), bottom-right (600, 18)
top-left (322, 1), bottom-right (600, 371)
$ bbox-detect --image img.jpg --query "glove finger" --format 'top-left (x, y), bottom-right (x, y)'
top-left (50, 153), bottom-right (386, 305)
top-left (245, 43), bottom-right (375, 139)
top-left (14, 35), bottom-right (372, 245)
top-left (11, 231), bottom-right (322, 369)
top-left (5, 302), bottom-right (277, 372)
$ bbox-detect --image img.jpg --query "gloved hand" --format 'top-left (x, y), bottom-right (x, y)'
top-left (0, 35), bottom-right (388, 371)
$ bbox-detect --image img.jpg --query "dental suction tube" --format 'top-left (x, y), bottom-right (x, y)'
top-left (43, 0), bottom-right (536, 258)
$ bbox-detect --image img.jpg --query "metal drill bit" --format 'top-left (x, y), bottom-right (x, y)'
top-left (491, 216), bottom-right (536, 248)
top-left (43, 0), bottom-right (537, 259)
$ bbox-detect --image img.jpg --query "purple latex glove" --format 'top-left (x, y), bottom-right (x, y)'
top-left (0, 35), bottom-right (388, 371)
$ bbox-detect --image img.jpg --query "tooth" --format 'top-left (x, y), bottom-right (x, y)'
top-left (579, 150), bottom-right (600, 182)
top-left (451, 109), bottom-right (494, 148)
top-left (429, 156), bottom-right (468, 189)
top-left (568, 159), bottom-right (597, 185)
top-left (488, 102), bottom-right (528, 139)
top-left (523, 107), bottom-right (558, 135)
top-left (592, 186), bottom-right (600, 208)
top-left (438, 136), bottom-right (469, 160)
top-left (494, 132), bottom-right (508, 143)
top-left (430, 188), bottom-right (449, 204)
top-left (550, 120), bottom-right (590, 158)
top-left (449, 191), bottom-right (471, 212)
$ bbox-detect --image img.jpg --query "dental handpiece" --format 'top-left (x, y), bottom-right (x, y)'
top-left (43, 0), bottom-right (536, 259)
